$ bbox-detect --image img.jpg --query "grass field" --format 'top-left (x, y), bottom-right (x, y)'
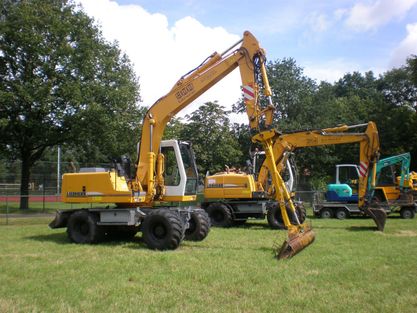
top-left (0, 212), bottom-right (416, 313)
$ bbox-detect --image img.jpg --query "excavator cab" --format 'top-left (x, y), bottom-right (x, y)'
top-left (160, 140), bottom-right (199, 199)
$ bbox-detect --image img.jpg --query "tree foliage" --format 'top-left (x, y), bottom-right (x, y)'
top-left (231, 56), bottom-right (417, 188)
top-left (178, 102), bottom-right (242, 176)
top-left (0, 0), bottom-right (141, 208)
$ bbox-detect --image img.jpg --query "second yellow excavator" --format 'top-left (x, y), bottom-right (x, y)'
top-left (203, 122), bottom-right (386, 232)
top-left (203, 121), bottom-right (387, 258)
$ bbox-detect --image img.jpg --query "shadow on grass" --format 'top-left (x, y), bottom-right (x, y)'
top-left (231, 222), bottom-right (273, 230)
top-left (26, 232), bottom-right (70, 244)
top-left (26, 232), bottom-right (149, 249)
top-left (347, 226), bottom-right (379, 232)
top-left (310, 222), bottom-right (379, 231)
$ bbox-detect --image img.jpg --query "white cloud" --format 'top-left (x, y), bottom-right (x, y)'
top-left (390, 23), bottom-right (417, 67)
top-left (303, 59), bottom-right (383, 83)
top-left (306, 12), bottom-right (330, 33)
top-left (78, 0), bottom-right (243, 121)
top-left (345, 0), bottom-right (417, 31)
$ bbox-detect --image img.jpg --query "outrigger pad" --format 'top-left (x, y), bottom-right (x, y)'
top-left (276, 225), bottom-right (315, 260)
top-left (364, 207), bottom-right (387, 232)
top-left (48, 210), bottom-right (74, 229)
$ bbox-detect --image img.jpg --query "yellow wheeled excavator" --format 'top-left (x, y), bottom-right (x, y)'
top-left (203, 122), bottom-right (387, 234)
top-left (49, 31), bottom-right (316, 257)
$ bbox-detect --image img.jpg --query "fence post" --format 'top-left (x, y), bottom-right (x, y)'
top-left (42, 176), bottom-right (46, 212)
top-left (6, 194), bottom-right (9, 225)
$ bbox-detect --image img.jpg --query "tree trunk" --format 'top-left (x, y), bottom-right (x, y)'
top-left (20, 156), bottom-right (31, 210)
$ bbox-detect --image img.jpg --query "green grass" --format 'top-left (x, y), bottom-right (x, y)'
top-left (0, 213), bottom-right (417, 313)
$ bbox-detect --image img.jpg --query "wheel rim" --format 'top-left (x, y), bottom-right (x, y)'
top-left (78, 221), bottom-right (89, 236)
top-left (337, 211), bottom-right (346, 219)
top-left (322, 210), bottom-right (331, 218)
top-left (152, 223), bottom-right (167, 239)
top-left (212, 210), bottom-right (224, 223)
top-left (402, 210), bottom-right (412, 218)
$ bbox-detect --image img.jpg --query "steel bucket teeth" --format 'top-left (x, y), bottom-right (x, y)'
top-left (276, 225), bottom-right (315, 260)
top-left (364, 207), bottom-right (387, 231)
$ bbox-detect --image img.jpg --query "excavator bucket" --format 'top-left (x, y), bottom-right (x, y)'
top-left (275, 224), bottom-right (315, 260)
top-left (363, 207), bottom-right (387, 231)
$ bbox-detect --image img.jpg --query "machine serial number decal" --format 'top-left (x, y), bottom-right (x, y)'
top-left (175, 83), bottom-right (195, 102)
top-left (207, 184), bottom-right (223, 188)
top-left (207, 184), bottom-right (247, 188)
top-left (67, 192), bottom-right (86, 197)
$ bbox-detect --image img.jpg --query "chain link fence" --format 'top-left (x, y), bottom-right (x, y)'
top-left (0, 160), bottom-right (114, 224)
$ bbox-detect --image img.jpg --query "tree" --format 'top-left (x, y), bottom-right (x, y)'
top-left (377, 62), bottom-right (417, 167)
top-left (163, 117), bottom-right (185, 141)
top-left (266, 58), bottom-right (317, 128)
top-left (378, 68), bottom-right (417, 110)
top-left (180, 102), bottom-right (242, 175)
top-left (0, 0), bottom-right (141, 209)
top-left (230, 122), bottom-right (253, 166)
top-left (233, 58), bottom-right (317, 131)
top-left (407, 55), bottom-right (417, 86)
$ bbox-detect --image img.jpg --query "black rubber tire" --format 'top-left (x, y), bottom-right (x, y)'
top-left (320, 208), bottom-right (333, 219)
top-left (267, 202), bottom-right (306, 229)
top-left (335, 208), bottom-right (348, 220)
top-left (185, 210), bottom-right (210, 241)
top-left (266, 203), bottom-right (286, 229)
top-left (206, 203), bottom-right (233, 227)
top-left (400, 207), bottom-right (415, 219)
top-left (294, 202), bottom-right (307, 224)
top-left (142, 209), bottom-right (184, 250)
top-left (67, 210), bottom-right (104, 244)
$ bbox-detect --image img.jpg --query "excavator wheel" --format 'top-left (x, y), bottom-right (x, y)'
top-left (142, 209), bottom-right (184, 250)
top-left (185, 210), bottom-right (210, 241)
top-left (294, 202), bottom-right (307, 223)
top-left (267, 203), bottom-right (286, 229)
top-left (400, 207), bottom-right (415, 219)
top-left (206, 203), bottom-right (233, 227)
top-left (267, 202), bottom-right (306, 230)
top-left (67, 210), bottom-right (105, 244)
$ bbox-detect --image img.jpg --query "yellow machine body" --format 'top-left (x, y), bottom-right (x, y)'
top-left (61, 171), bottom-right (141, 204)
top-left (374, 186), bottom-right (400, 201)
top-left (61, 140), bottom-right (198, 206)
top-left (204, 172), bottom-right (256, 199)
top-left (398, 171), bottom-right (417, 191)
top-left (61, 171), bottom-right (197, 204)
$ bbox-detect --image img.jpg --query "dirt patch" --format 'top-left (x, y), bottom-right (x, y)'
top-left (305, 269), bottom-right (320, 276)
top-left (392, 230), bottom-right (417, 237)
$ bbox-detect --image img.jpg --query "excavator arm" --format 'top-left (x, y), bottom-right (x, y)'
top-left (255, 122), bottom-right (386, 232)
top-left (133, 31), bottom-right (273, 201)
top-left (257, 122), bottom-right (380, 207)
top-left (239, 38), bottom-right (388, 256)
top-left (132, 31), bottom-right (316, 258)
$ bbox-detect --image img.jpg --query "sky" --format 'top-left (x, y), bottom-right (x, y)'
top-left (77, 0), bottom-right (417, 122)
